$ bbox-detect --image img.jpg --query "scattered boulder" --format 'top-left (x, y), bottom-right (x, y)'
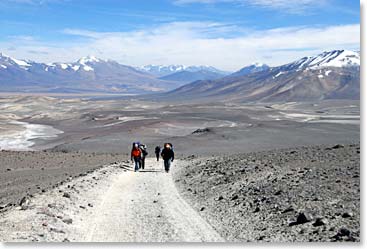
top-left (312, 218), bottom-right (326, 227)
top-left (62, 192), bottom-right (71, 198)
top-left (200, 207), bottom-right (205, 211)
top-left (342, 212), bottom-right (353, 218)
top-left (289, 212), bottom-right (311, 226)
top-left (192, 128), bottom-right (211, 134)
top-left (274, 190), bottom-right (282, 196)
top-left (332, 144), bottom-right (344, 149)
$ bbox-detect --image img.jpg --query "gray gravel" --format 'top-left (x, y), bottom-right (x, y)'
top-left (0, 151), bottom-right (125, 210)
top-left (172, 143), bottom-right (360, 242)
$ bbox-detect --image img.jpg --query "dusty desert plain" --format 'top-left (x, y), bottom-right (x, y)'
top-left (0, 95), bottom-right (360, 242)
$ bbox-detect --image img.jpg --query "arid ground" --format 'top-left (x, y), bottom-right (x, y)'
top-left (0, 95), bottom-right (360, 242)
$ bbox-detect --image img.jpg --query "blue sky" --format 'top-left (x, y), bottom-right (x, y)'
top-left (0, 0), bottom-right (360, 70)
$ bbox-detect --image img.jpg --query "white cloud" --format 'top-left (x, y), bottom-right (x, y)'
top-left (174, 0), bottom-right (328, 13)
top-left (1, 22), bottom-right (360, 71)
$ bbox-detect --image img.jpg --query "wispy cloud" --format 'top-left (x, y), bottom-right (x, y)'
top-left (1, 22), bottom-right (360, 71)
top-left (173, 0), bottom-right (328, 14)
top-left (3, 0), bottom-right (66, 5)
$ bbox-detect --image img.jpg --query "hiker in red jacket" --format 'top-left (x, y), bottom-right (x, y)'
top-left (131, 142), bottom-right (142, 172)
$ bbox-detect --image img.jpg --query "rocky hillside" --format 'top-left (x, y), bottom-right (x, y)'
top-left (166, 50), bottom-right (360, 102)
top-left (173, 143), bottom-right (360, 242)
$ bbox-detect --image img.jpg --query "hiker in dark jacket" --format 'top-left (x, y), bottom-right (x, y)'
top-left (131, 142), bottom-right (142, 172)
top-left (155, 146), bottom-right (161, 161)
top-left (161, 143), bottom-right (174, 173)
top-left (140, 144), bottom-right (148, 169)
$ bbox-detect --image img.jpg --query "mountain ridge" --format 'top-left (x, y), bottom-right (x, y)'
top-left (165, 50), bottom-right (360, 102)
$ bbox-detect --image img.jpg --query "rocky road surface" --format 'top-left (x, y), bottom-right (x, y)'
top-left (0, 158), bottom-right (223, 242)
top-left (173, 144), bottom-right (360, 242)
top-left (0, 151), bottom-right (125, 210)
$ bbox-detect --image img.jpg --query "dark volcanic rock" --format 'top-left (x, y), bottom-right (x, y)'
top-left (313, 218), bottom-right (326, 227)
top-left (289, 212), bottom-right (311, 226)
top-left (192, 128), bottom-right (212, 134)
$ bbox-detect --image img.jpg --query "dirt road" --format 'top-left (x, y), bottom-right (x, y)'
top-left (0, 158), bottom-right (224, 242)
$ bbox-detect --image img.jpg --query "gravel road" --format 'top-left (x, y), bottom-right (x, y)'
top-left (0, 158), bottom-right (223, 242)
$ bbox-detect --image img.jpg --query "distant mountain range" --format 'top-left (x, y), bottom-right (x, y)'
top-left (139, 64), bottom-right (229, 77)
top-left (0, 54), bottom-right (230, 94)
top-left (0, 54), bottom-right (178, 93)
top-left (0, 50), bottom-right (360, 101)
top-left (165, 50), bottom-right (360, 102)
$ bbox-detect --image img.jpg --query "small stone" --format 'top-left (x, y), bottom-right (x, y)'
top-left (231, 195), bottom-right (239, 201)
top-left (216, 196), bottom-right (224, 201)
top-left (153, 200), bottom-right (158, 203)
top-left (88, 203), bottom-right (93, 207)
top-left (332, 144), bottom-right (344, 149)
top-left (253, 207), bottom-right (260, 213)
top-left (274, 190), bottom-right (282, 195)
top-left (50, 227), bottom-right (65, 234)
top-left (338, 227), bottom-right (351, 237)
top-left (289, 212), bottom-right (311, 226)
top-left (296, 212), bottom-right (311, 224)
top-left (282, 207), bottom-right (294, 213)
top-left (19, 196), bottom-right (30, 206)
top-left (342, 212), bottom-right (353, 218)
top-left (312, 218), bottom-right (326, 227)
top-left (79, 205), bottom-right (86, 209)
top-left (62, 192), bottom-right (71, 198)
top-left (63, 238), bottom-right (70, 242)
top-left (200, 207), bottom-right (205, 211)
top-left (62, 218), bottom-right (73, 224)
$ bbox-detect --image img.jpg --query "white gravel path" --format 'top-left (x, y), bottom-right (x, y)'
top-left (0, 158), bottom-right (224, 242)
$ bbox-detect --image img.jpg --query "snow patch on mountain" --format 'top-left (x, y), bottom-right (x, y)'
top-left (284, 50), bottom-right (360, 71)
top-left (140, 64), bottom-right (228, 76)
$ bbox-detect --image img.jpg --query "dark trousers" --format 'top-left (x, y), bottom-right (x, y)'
top-left (155, 153), bottom-right (160, 161)
top-left (133, 157), bottom-right (141, 171)
top-left (164, 159), bottom-right (171, 172)
top-left (141, 157), bottom-right (145, 169)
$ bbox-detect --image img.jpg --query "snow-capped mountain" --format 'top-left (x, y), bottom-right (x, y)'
top-left (230, 63), bottom-right (270, 77)
top-left (0, 54), bottom-right (182, 93)
top-left (165, 50), bottom-right (360, 102)
top-left (278, 50), bottom-right (360, 72)
top-left (0, 53), bottom-right (32, 70)
top-left (140, 64), bottom-right (229, 77)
